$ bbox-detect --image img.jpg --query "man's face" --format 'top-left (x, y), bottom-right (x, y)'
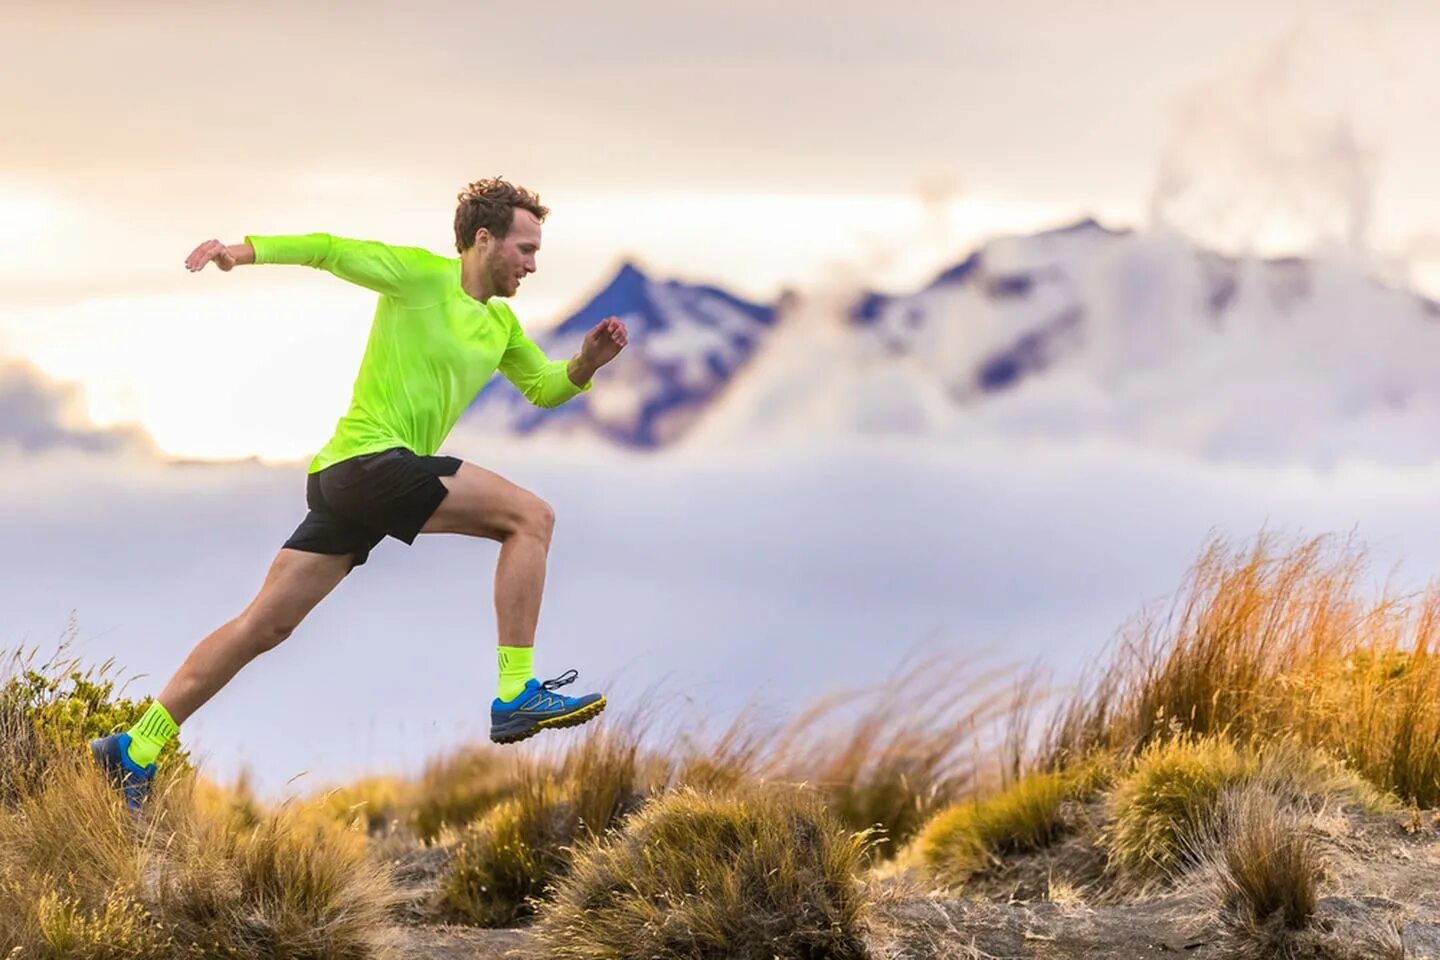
top-left (481, 208), bottom-right (541, 297)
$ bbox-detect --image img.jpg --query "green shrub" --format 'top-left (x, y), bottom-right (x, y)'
top-left (0, 647), bottom-right (187, 808)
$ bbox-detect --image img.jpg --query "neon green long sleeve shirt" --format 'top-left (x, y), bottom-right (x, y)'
top-left (245, 233), bottom-right (590, 473)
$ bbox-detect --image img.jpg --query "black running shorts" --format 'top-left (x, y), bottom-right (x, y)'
top-left (283, 446), bottom-right (462, 568)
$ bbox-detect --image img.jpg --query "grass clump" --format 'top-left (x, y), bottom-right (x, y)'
top-left (155, 789), bottom-right (398, 959)
top-left (0, 758), bottom-right (399, 959)
top-left (0, 756), bottom-right (159, 957)
top-left (1197, 786), bottom-right (1323, 960)
top-left (533, 785), bottom-right (874, 960)
top-left (436, 781), bottom-right (568, 927)
top-left (0, 645), bottom-right (398, 960)
top-left (911, 770), bottom-right (1070, 886)
top-left (436, 723), bottom-right (649, 926)
top-left (28, 889), bottom-right (170, 960)
top-left (1, 758), bottom-right (401, 960)
top-left (1108, 735), bottom-right (1252, 881)
top-left (1107, 734), bottom-right (1380, 883)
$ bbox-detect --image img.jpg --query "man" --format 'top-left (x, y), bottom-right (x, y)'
top-left (90, 178), bottom-right (628, 807)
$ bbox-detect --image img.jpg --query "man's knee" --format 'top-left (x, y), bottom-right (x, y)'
top-left (518, 496), bottom-right (555, 544)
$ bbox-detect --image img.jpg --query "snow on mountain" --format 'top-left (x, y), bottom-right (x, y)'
top-left (693, 221), bottom-right (1440, 464)
top-left (846, 218), bottom-right (1120, 400)
top-left (465, 221), bottom-right (1440, 465)
top-left (461, 262), bottom-right (777, 448)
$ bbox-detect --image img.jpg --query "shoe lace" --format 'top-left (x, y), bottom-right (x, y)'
top-left (542, 669), bottom-right (579, 691)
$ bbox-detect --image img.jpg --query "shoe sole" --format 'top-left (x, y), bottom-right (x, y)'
top-left (490, 696), bottom-right (608, 745)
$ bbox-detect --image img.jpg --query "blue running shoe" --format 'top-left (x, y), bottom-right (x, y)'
top-left (490, 669), bottom-right (606, 745)
top-left (90, 732), bottom-right (155, 810)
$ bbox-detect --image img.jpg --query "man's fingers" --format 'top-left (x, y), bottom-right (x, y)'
top-left (185, 240), bottom-right (221, 271)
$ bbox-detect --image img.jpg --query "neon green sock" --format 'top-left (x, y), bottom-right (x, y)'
top-left (498, 646), bottom-right (535, 702)
top-left (125, 700), bottom-right (178, 767)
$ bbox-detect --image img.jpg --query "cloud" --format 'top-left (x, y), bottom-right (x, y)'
top-left (1149, 19), bottom-right (1392, 257)
top-left (0, 361), bottom-right (157, 456)
top-left (6, 433), bottom-right (1440, 796)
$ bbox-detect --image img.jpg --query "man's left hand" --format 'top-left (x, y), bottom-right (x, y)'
top-left (580, 317), bottom-right (629, 368)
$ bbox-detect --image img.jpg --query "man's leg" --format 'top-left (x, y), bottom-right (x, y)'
top-left (421, 462), bottom-right (555, 651)
top-left (419, 461), bottom-right (604, 743)
top-left (93, 547), bottom-right (353, 804)
top-left (156, 548), bottom-right (354, 724)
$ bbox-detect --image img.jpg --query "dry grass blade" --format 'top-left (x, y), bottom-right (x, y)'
top-left (768, 654), bottom-right (1020, 858)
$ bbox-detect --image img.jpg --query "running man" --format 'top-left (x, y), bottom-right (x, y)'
top-left (91, 178), bottom-right (628, 807)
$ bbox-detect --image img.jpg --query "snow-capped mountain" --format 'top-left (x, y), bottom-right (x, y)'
top-left (844, 218), bottom-right (1120, 402)
top-left (465, 220), bottom-right (1440, 464)
top-left (462, 262), bottom-right (777, 448)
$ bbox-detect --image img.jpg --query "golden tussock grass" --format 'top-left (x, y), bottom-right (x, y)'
top-left (13, 529), bottom-right (1440, 951)
top-left (1045, 533), bottom-right (1440, 807)
top-left (531, 784), bottom-right (875, 960)
top-left (436, 720), bottom-right (651, 926)
top-left (911, 769), bottom-right (1070, 887)
top-left (0, 655), bottom-right (399, 960)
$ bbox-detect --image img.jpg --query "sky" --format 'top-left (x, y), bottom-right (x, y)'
top-left (7, 0), bottom-right (1440, 461)
top-left (9, 2), bottom-right (1440, 794)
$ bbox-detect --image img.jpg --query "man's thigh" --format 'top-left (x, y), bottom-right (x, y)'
top-left (244, 548), bottom-right (353, 630)
top-left (420, 462), bottom-right (547, 540)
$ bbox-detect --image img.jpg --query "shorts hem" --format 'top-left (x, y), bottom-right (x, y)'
top-left (390, 482), bottom-right (451, 545)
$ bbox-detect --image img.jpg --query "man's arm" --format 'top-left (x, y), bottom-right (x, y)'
top-left (184, 234), bottom-right (440, 300)
top-left (500, 314), bottom-right (629, 408)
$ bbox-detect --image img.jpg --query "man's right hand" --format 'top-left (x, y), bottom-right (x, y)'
top-left (184, 239), bottom-right (253, 273)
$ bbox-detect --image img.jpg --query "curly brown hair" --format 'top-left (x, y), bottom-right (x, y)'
top-left (454, 177), bottom-right (549, 253)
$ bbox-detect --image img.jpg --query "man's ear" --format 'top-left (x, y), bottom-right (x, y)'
top-left (473, 227), bottom-right (491, 250)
